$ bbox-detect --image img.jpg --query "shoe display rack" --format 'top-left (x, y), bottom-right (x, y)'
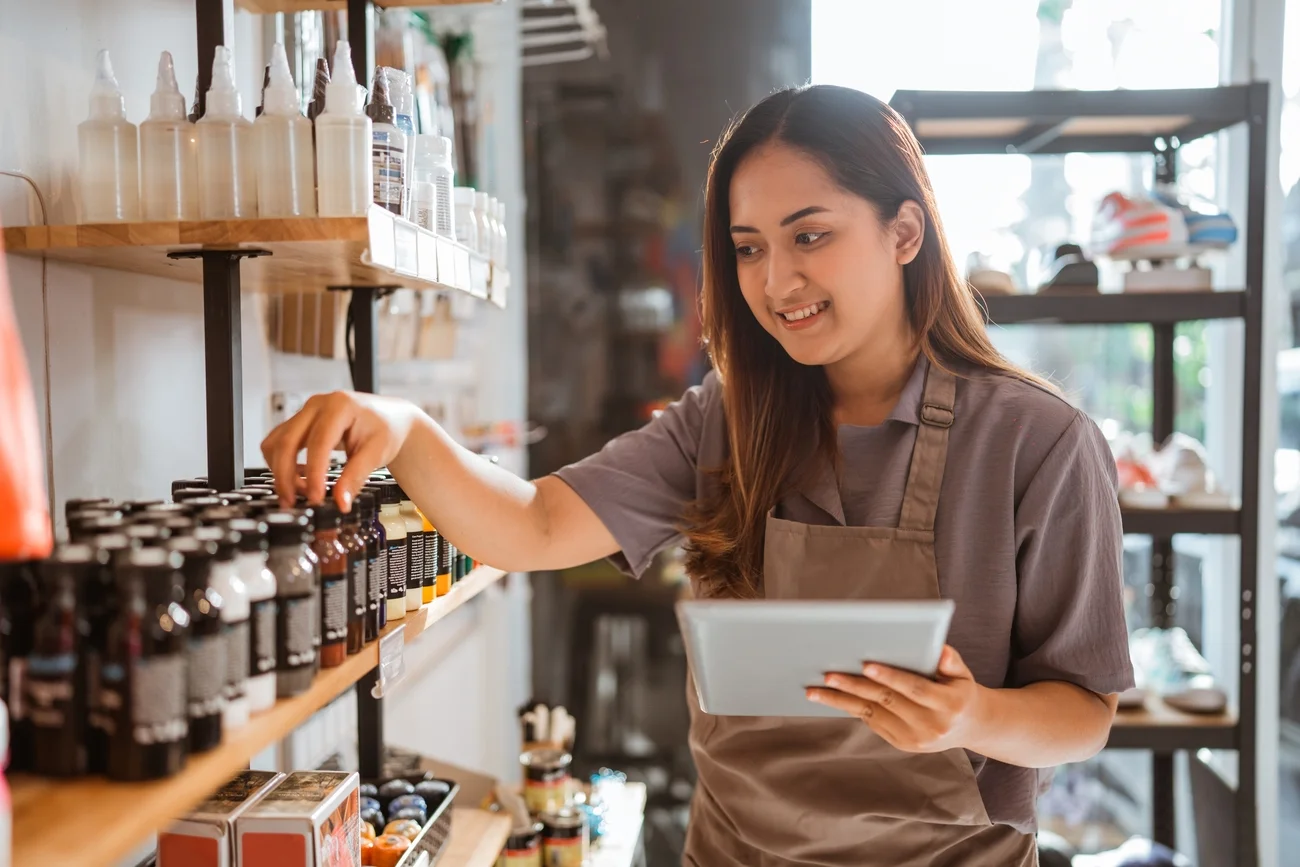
top-left (891, 84), bottom-right (1268, 866)
top-left (2, 2), bottom-right (514, 866)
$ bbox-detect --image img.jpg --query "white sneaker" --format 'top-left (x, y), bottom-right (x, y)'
top-left (1147, 433), bottom-right (1238, 509)
top-left (1129, 627), bottom-right (1227, 715)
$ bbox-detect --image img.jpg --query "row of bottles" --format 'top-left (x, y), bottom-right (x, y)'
top-left (77, 41), bottom-right (508, 273)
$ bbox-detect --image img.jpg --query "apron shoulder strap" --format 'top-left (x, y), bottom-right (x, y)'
top-left (898, 363), bottom-right (957, 532)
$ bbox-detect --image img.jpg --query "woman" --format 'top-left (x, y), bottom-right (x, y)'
top-left (263, 85), bottom-right (1133, 866)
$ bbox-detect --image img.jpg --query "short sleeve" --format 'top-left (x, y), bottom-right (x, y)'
top-left (553, 373), bottom-right (719, 578)
top-left (1009, 412), bottom-right (1135, 695)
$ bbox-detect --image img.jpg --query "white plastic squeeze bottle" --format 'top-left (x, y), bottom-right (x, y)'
top-left (315, 41), bottom-right (372, 218)
top-left (197, 46), bottom-right (257, 219)
top-left (255, 43), bottom-right (317, 218)
top-left (78, 50), bottom-right (140, 223)
top-left (140, 51), bottom-right (198, 221)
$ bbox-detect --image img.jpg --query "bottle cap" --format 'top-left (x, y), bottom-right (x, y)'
top-left (266, 511), bottom-right (310, 546)
top-left (475, 191), bottom-right (490, 212)
top-left (365, 67), bottom-right (395, 125)
top-left (357, 490), bottom-right (377, 520)
top-left (228, 518), bottom-right (269, 553)
top-left (316, 500), bottom-right (342, 529)
top-left (175, 487), bottom-right (219, 502)
top-left (203, 45), bottom-right (244, 120)
top-left (168, 536), bottom-right (219, 589)
top-left (373, 480), bottom-right (402, 507)
top-left (66, 497), bottom-right (115, 518)
top-left (324, 41), bottom-right (363, 116)
top-left (263, 43), bottom-right (302, 117)
top-left (220, 492), bottom-right (254, 506)
top-left (414, 135), bottom-right (452, 171)
top-left (149, 51), bottom-right (187, 120)
top-left (172, 478), bottom-right (209, 495)
top-left (125, 523), bottom-right (172, 547)
top-left (454, 187), bottom-right (477, 207)
top-left (122, 499), bottom-right (166, 514)
top-left (88, 49), bottom-right (127, 120)
top-left (50, 543), bottom-right (101, 567)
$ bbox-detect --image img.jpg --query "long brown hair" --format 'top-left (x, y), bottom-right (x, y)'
top-left (683, 84), bottom-right (1036, 599)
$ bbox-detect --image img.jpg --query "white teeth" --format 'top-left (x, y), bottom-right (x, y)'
top-left (781, 302), bottom-right (827, 322)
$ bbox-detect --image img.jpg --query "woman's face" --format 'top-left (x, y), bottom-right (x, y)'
top-left (728, 142), bottom-right (922, 368)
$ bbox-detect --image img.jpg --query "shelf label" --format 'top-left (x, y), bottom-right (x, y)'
top-left (436, 238), bottom-right (457, 288)
top-left (454, 247), bottom-right (473, 294)
top-left (371, 623), bottom-right (406, 699)
top-left (469, 257), bottom-right (490, 299)
top-left (394, 220), bottom-right (419, 277)
top-left (418, 231), bottom-right (439, 283)
top-left (368, 207), bottom-right (397, 271)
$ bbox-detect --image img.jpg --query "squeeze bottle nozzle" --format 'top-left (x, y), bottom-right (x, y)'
top-left (263, 43), bottom-right (301, 116)
top-left (89, 49), bottom-right (127, 119)
top-left (204, 45), bottom-right (243, 119)
top-left (149, 51), bottom-right (187, 120)
top-left (324, 41), bottom-right (362, 114)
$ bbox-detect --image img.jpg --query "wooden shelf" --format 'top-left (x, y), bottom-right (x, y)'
top-left (981, 290), bottom-right (1246, 325)
top-left (10, 566), bottom-right (508, 867)
top-left (1, 207), bottom-right (507, 307)
top-left (239, 0), bottom-right (499, 12)
top-left (441, 808), bottom-right (513, 867)
top-left (1107, 698), bottom-right (1237, 751)
top-left (1121, 507), bottom-right (1241, 536)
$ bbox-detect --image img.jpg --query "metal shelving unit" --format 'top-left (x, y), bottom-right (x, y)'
top-left (891, 84), bottom-right (1268, 866)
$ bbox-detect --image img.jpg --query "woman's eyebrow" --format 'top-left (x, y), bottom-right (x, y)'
top-left (730, 205), bottom-right (830, 234)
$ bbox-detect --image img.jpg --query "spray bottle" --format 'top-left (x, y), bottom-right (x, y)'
top-left (365, 68), bottom-right (405, 217)
top-left (197, 46), bottom-right (257, 219)
top-left (77, 50), bottom-right (140, 223)
top-left (140, 51), bottom-right (198, 221)
top-left (255, 44), bottom-right (317, 218)
top-left (315, 41), bottom-right (372, 218)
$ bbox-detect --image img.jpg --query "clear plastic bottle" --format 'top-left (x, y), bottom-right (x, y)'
top-left (197, 46), bottom-right (257, 219)
top-left (140, 51), bottom-right (198, 221)
top-left (255, 43), bottom-right (317, 218)
top-left (386, 68), bottom-right (416, 218)
top-left (316, 41), bottom-right (373, 217)
top-left (472, 192), bottom-right (494, 257)
top-left (366, 68), bottom-right (406, 217)
top-left (494, 198), bottom-right (508, 270)
top-left (78, 50), bottom-right (140, 223)
top-left (453, 186), bottom-right (478, 251)
top-left (412, 135), bottom-right (455, 237)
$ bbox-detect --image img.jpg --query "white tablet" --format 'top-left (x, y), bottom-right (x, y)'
top-left (676, 599), bottom-right (955, 717)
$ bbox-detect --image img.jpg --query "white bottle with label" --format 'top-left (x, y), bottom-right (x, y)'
top-left (453, 186), bottom-right (479, 251)
top-left (411, 135), bottom-right (455, 237)
top-left (205, 533), bottom-right (251, 730)
top-left (386, 68), bottom-right (416, 219)
top-left (366, 68), bottom-right (405, 217)
top-left (230, 519), bottom-right (278, 714)
top-left (78, 50), bottom-right (140, 223)
top-left (255, 43), bottom-right (317, 218)
top-left (473, 191), bottom-right (493, 257)
top-left (316, 41), bottom-right (373, 218)
top-left (197, 46), bottom-right (257, 219)
top-left (140, 51), bottom-right (198, 221)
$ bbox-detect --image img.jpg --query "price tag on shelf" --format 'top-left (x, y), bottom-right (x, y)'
top-left (371, 623), bottom-right (406, 698)
top-left (436, 237), bottom-right (457, 288)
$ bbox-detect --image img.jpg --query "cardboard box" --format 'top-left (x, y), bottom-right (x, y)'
top-left (157, 770), bottom-right (285, 867)
top-left (237, 770), bottom-right (361, 867)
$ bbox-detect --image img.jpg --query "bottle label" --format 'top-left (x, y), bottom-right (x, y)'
top-left (225, 619), bottom-right (250, 701)
top-left (438, 535), bottom-right (451, 577)
top-left (279, 596), bottom-right (316, 670)
top-left (424, 532), bottom-right (438, 587)
top-left (26, 653), bottom-right (76, 730)
top-left (322, 576), bottom-right (348, 643)
top-left (130, 656), bottom-right (188, 746)
top-left (408, 531), bottom-right (425, 591)
top-left (351, 556), bottom-right (368, 618)
top-left (387, 540), bottom-right (408, 601)
top-left (250, 599), bottom-right (277, 676)
top-left (309, 586), bottom-right (321, 649)
top-left (372, 129), bottom-right (405, 215)
top-left (188, 633), bottom-right (227, 719)
top-left (369, 550), bottom-right (385, 612)
top-left (435, 176), bottom-right (453, 237)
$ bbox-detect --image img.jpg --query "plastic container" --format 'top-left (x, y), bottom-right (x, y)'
top-left (315, 41), bottom-right (373, 217)
top-left (396, 486), bottom-right (426, 611)
top-left (412, 135), bottom-right (455, 237)
top-left (375, 482), bottom-right (407, 621)
top-left (228, 518), bottom-right (278, 714)
top-left (473, 191), bottom-right (493, 256)
top-left (140, 51), bottom-right (199, 221)
top-left (386, 68), bottom-right (416, 218)
top-left (366, 68), bottom-right (406, 217)
top-left (255, 43), bottom-right (317, 218)
top-left (78, 50), bottom-right (140, 223)
top-left (453, 187), bottom-right (479, 251)
top-left (197, 46), bottom-right (257, 219)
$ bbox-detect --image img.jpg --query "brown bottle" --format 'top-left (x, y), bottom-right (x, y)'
top-left (312, 501), bottom-right (348, 668)
top-left (337, 495), bottom-right (369, 655)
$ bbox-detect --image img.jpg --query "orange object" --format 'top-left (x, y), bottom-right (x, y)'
top-left (0, 227), bottom-right (52, 561)
top-left (382, 819), bottom-right (421, 841)
top-left (360, 837), bottom-right (375, 865)
top-left (361, 821), bottom-right (376, 840)
top-left (371, 834), bottom-right (410, 867)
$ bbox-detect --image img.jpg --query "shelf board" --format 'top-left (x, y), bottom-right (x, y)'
top-left (441, 808), bottom-right (513, 867)
top-left (1, 207), bottom-right (506, 307)
top-left (1107, 698), bottom-right (1237, 751)
top-left (981, 290), bottom-right (1246, 325)
top-left (239, 0), bottom-right (498, 11)
top-left (1121, 508), bottom-right (1241, 536)
top-left (889, 86), bottom-right (1254, 154)
top-left (590, 782), bottom-right (648, 867)
top-left (10, 565), bottom-right (507, 867)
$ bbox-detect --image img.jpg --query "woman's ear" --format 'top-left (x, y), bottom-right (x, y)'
top-left (893, 201), bottom-right (925, 265)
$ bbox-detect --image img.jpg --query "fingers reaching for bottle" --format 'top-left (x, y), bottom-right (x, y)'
top-left (260, 391), bottom-right (420, 511)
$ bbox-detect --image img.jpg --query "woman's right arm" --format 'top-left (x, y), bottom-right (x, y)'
top-left (260, 391), bottom-right (620, 573)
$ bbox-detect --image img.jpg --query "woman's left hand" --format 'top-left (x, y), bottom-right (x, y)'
top-left (807, 645), bottom-right (986, 753)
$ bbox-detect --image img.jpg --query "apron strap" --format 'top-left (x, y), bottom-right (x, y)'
top-left (897, 363), bottom-right (957, 532)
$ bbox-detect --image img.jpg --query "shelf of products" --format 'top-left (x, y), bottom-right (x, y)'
top-left (442, 808), bottom-right (514, 867)
top-left (238, 0), bottom-right (494, 12)
top-left (1120, 508), bottom-right (1241, 536)
top-left (8, 565), bottom-right (507, 867)
top-left (1, 207), bottom-right (506, 306)
top-left (1108, 703), bottom-right (1238, 751)
top-left (980, 290), bottom-right (1246, 325)
top-left (890, 85), bottom-right (1253, 155)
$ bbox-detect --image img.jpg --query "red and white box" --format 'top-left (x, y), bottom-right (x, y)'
top-left (236, 770), bottom-right (361, 867)
top-left (157, 770), bottom-right (285, 867)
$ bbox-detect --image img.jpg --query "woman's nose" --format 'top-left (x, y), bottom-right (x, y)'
top-left (765, 246), bottom-right (804, 301)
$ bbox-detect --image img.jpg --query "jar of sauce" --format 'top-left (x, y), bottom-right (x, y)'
top-left (337, 497), bottom-right (369, 654)
top-left (521, 748), bottom-right (572, 816)
top-left (166, 535), bottom-right (226, 753)
top-left (540, 808), bottom-right (588, 867)
top-left (313, 501), bottom-right (349, 668)
top-left (497, 821), bottom-right (543, 867)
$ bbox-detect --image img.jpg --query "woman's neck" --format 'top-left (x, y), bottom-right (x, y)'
top-left (826, 330), bottom-right (920, 427)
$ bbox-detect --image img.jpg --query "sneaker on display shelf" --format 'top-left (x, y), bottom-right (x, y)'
top-left (965, 252), bottom-right (1016, 298)
top-left (1037, 242), bottom-right (1100, 294)
top-left (1091, 192), bottom-right (1190, 262)
top-left (1128, 627), bottom-right (1228, 715)
top-left (1146, 432), bottom-right (1239, 509)
top-left (1073, 835), bottom-right (1191, 867)
top-left (1152, 188), bottom-right (1238, 251)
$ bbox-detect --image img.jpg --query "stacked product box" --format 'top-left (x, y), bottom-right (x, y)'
top-left (157, 770), bottom-right (285, 867)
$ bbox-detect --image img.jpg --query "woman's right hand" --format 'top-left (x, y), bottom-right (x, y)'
top-left (260, 391), bottom-right (424, 511)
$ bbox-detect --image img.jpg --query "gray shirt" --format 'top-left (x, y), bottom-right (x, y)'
top-left (555, 356), bottom-right (1135, 830)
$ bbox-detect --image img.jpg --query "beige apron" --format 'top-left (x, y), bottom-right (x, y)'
top-left (684, 366), bottom-right (1037, 867)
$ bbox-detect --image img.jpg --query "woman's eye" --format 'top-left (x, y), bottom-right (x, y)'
top-left (795, 231), bottom-right (827, 245)
top-left (734, 244), bottom-right (760, 260)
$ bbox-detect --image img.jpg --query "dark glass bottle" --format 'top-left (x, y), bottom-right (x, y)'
top-left (28, 546), bottom-right (100, 776)
top-left (173, 488), bottom-right (219, 503)
top-left (120, 499), bottom-right (165, 516)
top-left (124, 523), bottom-right (173, 549)
top-left (313, 501), bottom-right (348, 669)
top-left (68, 514), bottom-right (126, 543)
top-left (363, 486), bottom-right (389, 634)
top-left (167, 535), bottom-right (226, 753)
top-left (339, 496), bottom-right (369, 654)
top-left (0, 561), bottom-right (41, 772)
top-left (64, 497), bottom-right (114, 520)
top-left (295, 504), bottom-right (322, 658)
top-left (104, 547), bottom-right (190, 781)
top-left (357, 491), bottom-right (384, 641)
top-left (266, 512), bottom-right (318, 698)
top-left (85, 532), bottom-right (132, 774)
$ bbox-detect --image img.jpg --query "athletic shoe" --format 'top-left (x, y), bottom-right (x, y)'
top-left (1146, 433), bottom-right (1237, 509)
top-left (1092, 192), bottom-right (1190, 261)
top-left (1037, 243), bottom-right (1099, 294)
top-left (1129, 627), bottom-right (1227, 715)
top-left (1074, 836), bottom-right (1190, 867)
top-left (1152, 188), bottom-right (1238, 249)
top-left (966, 252), bottom-right (1016, 297)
